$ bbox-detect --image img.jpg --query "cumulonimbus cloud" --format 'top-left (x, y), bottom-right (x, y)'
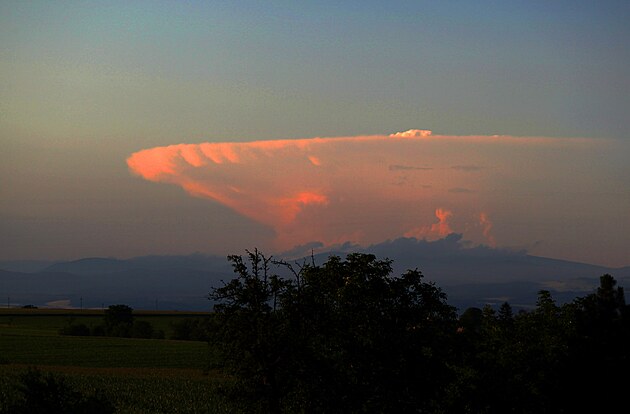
top-left (126, 129), bottom-right (608, 253)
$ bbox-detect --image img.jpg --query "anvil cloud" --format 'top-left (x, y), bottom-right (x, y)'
top-left (127, 130), bottom-right (626, 264)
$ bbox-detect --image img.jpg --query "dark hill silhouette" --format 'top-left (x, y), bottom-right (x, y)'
top-left (285, 234), bottom-right (630, 310)
top-left (301, 234), bottom-right (621, 284)
top-left (41, 253), bottom-right (229, 274)
top-left (43, 257), bottom-right (128, 274)
top-left (0, 256), bottom-right (233, 311)
top-left (1, 236), bottom-right (628, 311)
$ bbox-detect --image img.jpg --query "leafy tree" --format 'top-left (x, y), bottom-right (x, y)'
top-left (209, 249), bottom-right (458, 413)
top-left (208, 249), bottom-right (294, 413)
top-left (209, 250), bottom-right (630, 414)
top-left (458, 306), bottom-right (483, 334)
top-left (170, 317), bottom-right (210, 341)
top-left (560, 274), bottom-right (630, 412)
top-left (104, 304), bottom-right (134, 337)
top-left (451, 275), bottom-right (629, 413)
top-left (58, 323), bottom-right (90, 336)
top-left (100, 304), bottom-right (159, 338)
top-left (130, 320), bottom-right (154, 339)
top-left (497, 301), bottom-right (514, 328)
top-left (291, 253), bottom-right (458, 413)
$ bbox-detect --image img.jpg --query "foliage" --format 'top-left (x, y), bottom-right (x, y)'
top-left (56, 305), bottom-right (165, 339)
top-left (103, 304), bottom-right (134, 337)
top-left (1, 367), bottom-right (114, 414)
top-left (208, 249), bottom-right (293, 413)
top-left (450, 274), bottom-right (630, 413)
top-left (0, 365), bottom-right (232, 414)
top-left (130, 320), bottom-right (155, 339)
top-left (170, 317), bottom-right (211, 341)
top-left (2, 253), bottom-right (628, 413)
top-left (0, 311), bottom-right (222, 413)
top-left (58, 322), bottom-right (91, 336)
top-left (209, 249), bottom-right (458, 413)
top-left (209, 250), bottom-right (630, 413)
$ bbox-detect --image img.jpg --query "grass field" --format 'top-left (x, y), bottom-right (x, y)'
top-left (0, 308), bottom-right (236, 413)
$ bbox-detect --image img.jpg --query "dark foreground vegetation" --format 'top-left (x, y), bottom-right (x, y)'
top-left (208, 250), bottom-right (630, 413)
top-left (1, 367), bottom-right (115, 414)
top-left (58, 304), bottom-right (209, 341)
top-left (1, 250), bottom-right (628, 413)
top-left (0, 308), bottom-right (224, 413)
top-left (58, 304), bottom-right (166, 339)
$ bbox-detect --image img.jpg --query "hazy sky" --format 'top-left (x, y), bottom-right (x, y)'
top-left (2, 1), bottom-right (629, 267)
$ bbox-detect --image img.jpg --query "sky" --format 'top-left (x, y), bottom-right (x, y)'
top-left (1, 1), bottom-right (629, 268)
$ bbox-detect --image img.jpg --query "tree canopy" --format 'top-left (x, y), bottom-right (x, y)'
top-left (210, 250), bottom-right (456, 412)
top-left (208, 251), bottom-right (630, 413)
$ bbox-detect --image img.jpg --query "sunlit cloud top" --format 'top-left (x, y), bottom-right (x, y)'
top-left (127, 130), bottom-right (626, 265)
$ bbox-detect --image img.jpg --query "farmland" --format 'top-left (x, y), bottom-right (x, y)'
top-left (0, 308), bottom-right (234, 413)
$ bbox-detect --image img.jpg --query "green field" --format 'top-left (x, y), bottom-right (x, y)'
top-left (0, 309), bottom-right (236, 413)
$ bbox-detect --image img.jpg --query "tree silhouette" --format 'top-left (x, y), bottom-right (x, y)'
top-left (104, 304), bottom-right (134, 337)
top-left (209, 250), bottom-right (458, 413)
top-left (209, 251), bottom-right (630, 413)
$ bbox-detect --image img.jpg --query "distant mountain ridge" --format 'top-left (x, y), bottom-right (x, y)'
top-left (41, 253), bottom-right (229, 274)
top-left (1, 235), bottom-right (628, 312)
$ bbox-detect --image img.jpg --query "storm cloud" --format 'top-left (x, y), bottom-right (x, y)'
top-left (126, 130), bottom-right (626, 265)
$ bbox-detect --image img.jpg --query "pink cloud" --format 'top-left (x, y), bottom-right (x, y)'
top-left (126, 130), bottom-right (613, 256)
top-left (404, 208), bottom-right (454, 240)
top-left (479, 212), bottom-right (496, 247)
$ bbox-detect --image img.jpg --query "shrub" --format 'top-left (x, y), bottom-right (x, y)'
top-left (58, 323), bottom-right (91, 336)
top-left (4, 367), bottom-right (114, 414)
top-left (170, 317), bottom-right (210, 341)
top-left (131, 320), bottom-right (154, 339)
top-left (91, 324), bottom-right (106, 336)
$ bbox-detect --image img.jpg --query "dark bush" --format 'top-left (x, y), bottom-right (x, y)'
top-left (104, 304), bottom-right (134, 337)
top-left (5, 367), bottom-right (114, 414)
top-left (170, 317), bottom-right (210, 341)
top-left (131, 320), bottom-right (154, 339)
top-left (91, 324), bottom-right (106, 336)
top-left (58, 323), bottom-right (91, 336)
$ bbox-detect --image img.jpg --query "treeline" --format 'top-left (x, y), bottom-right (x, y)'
top-left (207, 250), bottom-right (630, 413)
top-left (59, 304), bottom-right (209, 340)
top-left (59, 304), bottom-right (164, 339)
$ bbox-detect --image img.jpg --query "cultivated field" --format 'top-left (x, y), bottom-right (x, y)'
top-left (0, 308), bottom-right (234, 413)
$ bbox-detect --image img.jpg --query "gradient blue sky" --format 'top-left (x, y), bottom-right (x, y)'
top-left (1, 1), bottom-right (629, 266)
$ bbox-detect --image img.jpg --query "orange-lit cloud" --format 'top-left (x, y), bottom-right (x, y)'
top-left (404, 208), bottom-right (454, 240)
top-left (126, 130), bottom-right (612, 253)
top-left (390, 129), bottom-right (433, 138)
top-left (479, 212), bottom-right (496, 247)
